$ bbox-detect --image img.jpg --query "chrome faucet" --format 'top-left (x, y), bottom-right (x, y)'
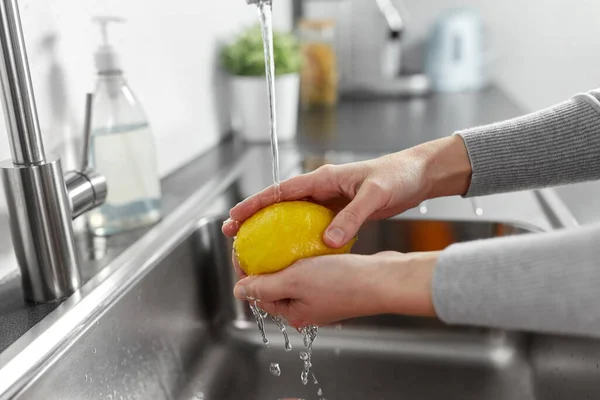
top-left (0, 0), bottom-right (107, 303)
top-left (376, 0), bottom-right (406, 79)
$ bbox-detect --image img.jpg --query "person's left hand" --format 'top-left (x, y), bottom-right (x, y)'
top-left (232, 251), bottom-right (439, 328)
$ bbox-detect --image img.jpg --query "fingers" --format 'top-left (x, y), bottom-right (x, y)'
top-left (222, 218), bottom-right (241, 238)
top-left (233, 272), bottom-right (298, 303)
top-left (231, 250), bottom-right (247, 280)
top-left (225, 166), bottom-right (343, 238)
top-left (258, 299), bottom-right (293, 318)
top-left (234, 278), bottom-right (302, 327)
top-left (230, 173), bottom-right (318, 220)
top-left (324, 183), bottom-right (385, 248)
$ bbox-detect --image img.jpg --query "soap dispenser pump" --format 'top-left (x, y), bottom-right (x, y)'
top-left (86, 16), bottom-right (162, 236)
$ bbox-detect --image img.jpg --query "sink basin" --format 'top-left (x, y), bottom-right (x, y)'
top-left (11, 215), bottom-right (539, 400)
top-left (0, 148), bottom-right (593, 400)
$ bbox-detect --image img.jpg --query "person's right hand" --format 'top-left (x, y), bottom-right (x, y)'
top-left (222, 135), bottom-right (472, 248)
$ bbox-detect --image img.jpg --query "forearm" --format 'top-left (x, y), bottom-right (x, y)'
top-left (433, 223), bottom-right (600, 337)
top-left (457, 90), bottom-right (600, 196)
top-left (412, 90), bottom-right (600, 199)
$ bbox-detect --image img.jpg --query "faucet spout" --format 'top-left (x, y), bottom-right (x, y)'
top-left (376, 0), bottom-right (406, 79)
top-left (0, 0), bottom-right (107, 303)
top-left (0, 0), bottom-right (45, 165)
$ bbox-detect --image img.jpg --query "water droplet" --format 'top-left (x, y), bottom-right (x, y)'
top-left (249, 301), bottom-right (269, 345)
top-left (301, 369), bottom-right (309, 385)
top-left (270, 362), bottom-right (281, 377)
top-left (93, 348), bottom-right (97, 354)
top-left (271, 315), bottom-right (292, 352)
top-left (317, 388), bottom-right (323, 396)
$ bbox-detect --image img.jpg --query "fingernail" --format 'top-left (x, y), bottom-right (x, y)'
top-left (223, 218), bottom-right (232, 226)
top-left (234, 285), bottom-right (247, 300)
top-left (326, 228), bottom-right (345, 245)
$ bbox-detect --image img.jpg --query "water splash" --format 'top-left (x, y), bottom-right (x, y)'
top-left (270, 362), bottom-right (282, 377)
top-left (271, 314), bottom-right (292, 352)
top-left (248, 300), bottom-right (269, 345)
top-left (298, 325), bottom-right (327, 399)
top-left (299, 325), bottom-right (318, 385)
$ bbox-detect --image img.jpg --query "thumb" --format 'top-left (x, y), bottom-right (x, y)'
top-left (233, 274), bottom-right (294, 302)
top-left (324, 184), bottom-right (383, 248)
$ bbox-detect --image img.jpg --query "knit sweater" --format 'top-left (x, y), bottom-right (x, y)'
top-left (433, 89), bottom-right (600, 337)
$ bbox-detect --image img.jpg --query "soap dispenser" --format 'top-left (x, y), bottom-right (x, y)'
top-left (86, 16), bottom-right (162, 236)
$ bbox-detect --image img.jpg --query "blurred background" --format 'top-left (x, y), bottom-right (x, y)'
top-left (0, 0), bottom-right (598, 213)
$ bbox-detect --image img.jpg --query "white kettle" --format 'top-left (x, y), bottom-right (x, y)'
top-left (425, 9), bottom-right (486, 92)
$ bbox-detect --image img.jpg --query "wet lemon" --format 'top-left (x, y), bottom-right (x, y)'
top-left (234, 201), bottom-right (357, 276)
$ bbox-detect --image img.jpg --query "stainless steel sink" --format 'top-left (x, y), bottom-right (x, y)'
top-left (0, 148), bottom-right (595, 400)
top-left (8, 214), bottom-right (537, 400)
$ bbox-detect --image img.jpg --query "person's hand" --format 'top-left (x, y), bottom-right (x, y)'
top-left (222, 136), bottom-right (471, 248)
top-left (232, 251), bottom-right (439, 328)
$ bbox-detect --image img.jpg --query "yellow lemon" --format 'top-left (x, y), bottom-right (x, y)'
top-left (234, 201), bottom-right (357, 276)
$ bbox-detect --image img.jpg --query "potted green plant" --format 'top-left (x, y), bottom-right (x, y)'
top-left (221, 25), bottom-right (302, 142)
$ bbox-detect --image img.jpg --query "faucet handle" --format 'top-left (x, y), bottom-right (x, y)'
top-left (64, 93), bottom-right (107, 219)
top-left (81, 92), bottom-right (93, 171)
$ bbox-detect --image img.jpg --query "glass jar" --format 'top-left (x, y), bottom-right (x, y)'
top-left (298, 19), bottom-right (339, 108)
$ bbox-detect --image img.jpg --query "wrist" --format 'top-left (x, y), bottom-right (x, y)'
top-left (381, 252), bottom-right (439, 318)
top-left (414, 135), bottom-right (472, 199)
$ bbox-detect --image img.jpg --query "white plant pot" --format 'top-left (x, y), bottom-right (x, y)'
top-left (230, 73), bottom-right (300, 143)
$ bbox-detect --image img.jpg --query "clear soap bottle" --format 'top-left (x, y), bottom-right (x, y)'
top-left (86, 16), bottom-right (161, 236)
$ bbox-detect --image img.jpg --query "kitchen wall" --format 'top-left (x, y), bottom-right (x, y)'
top-left (0, 0), bottom-right (292, 212)
top-left (303, 0), bottom-right (600, 227)
top-left (304, 0), bottom-right (600, 112)
top-left (405, 0), bottom-right (600, 112)
top-left (1, 0), bottom-right (595, 192)
top-left (0, 2), bottom-right (597, 219)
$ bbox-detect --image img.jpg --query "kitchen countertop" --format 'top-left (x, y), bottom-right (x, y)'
top-left (293, 87), bottom-right (600, 226)
top-left (0, 85), bottom-right (592, 356)
top-left (294, 87), bottom-right (523, 153)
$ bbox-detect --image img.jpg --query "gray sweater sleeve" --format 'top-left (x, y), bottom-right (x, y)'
top-left (432, 89), bottom-right (600, 337)
top-left (458, 90), bottom-right (600, 196)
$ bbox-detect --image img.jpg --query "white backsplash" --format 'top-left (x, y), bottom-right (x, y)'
top-left (0, 0), bottom-right (292, 209)
top-left (0, 0), bottom-right (291, 279)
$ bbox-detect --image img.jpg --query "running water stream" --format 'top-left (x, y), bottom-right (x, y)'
top-left (250, 1), bottom-right (325, 398)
